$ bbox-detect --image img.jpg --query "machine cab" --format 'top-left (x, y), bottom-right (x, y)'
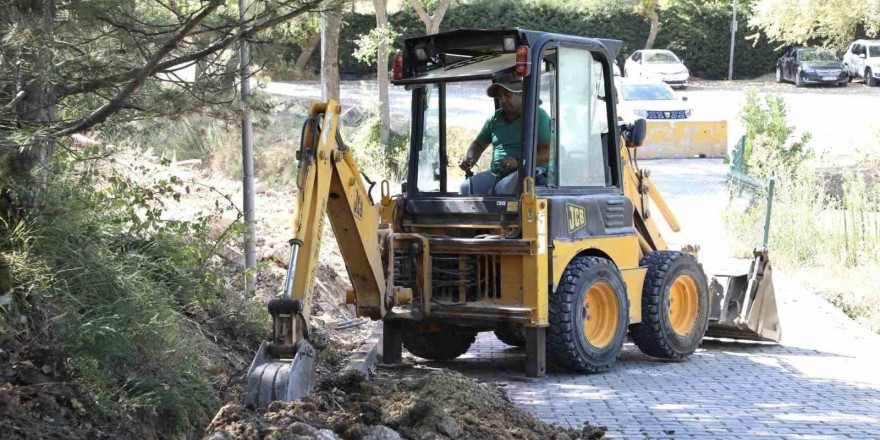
top-left (391, 29), bottom-right (626, 236)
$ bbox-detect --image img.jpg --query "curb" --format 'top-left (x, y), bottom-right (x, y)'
top-left (343, 320), bottom-right (383, 378)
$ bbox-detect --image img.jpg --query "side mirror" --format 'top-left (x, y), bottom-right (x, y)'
top-left (622, 118), bottom-right (647, 148)
top-left (860, 53), bottom-right (867, 59)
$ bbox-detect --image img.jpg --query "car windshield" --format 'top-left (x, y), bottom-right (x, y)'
top-left (644, 52), bottom-right (680, 64)
top-left (799, 50), bottom-right (837, 61)
top-left (621, 84), bottom-right (674, 101)
top-left (870, 46), bottom-right (880, 57)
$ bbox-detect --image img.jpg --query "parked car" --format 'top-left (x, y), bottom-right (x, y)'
top-left (615, 79), bottom-right (693, 122)
top-left (843, 39), bottom-right (880, 86)
top-left (623, 50), bottom-right (690, 88)
top-left (775, 47), bottom-right (848, 87)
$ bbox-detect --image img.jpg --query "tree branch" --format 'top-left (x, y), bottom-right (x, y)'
top-left (58, 0), bottom-right (321, 98)
top-left (52, 1), bottom-right (223, 137)
top-left (408, 0), bottom-right (432, 26)
top-left (1, 91), bottom-right (27, 113)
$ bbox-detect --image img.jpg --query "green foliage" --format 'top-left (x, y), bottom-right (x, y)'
top-left (726, 93), bottom-right (880, 270)
top-left (738, 89), bottom-right (811, 177)
top-left (350, 118), bottom-right (410, 181)
top-left (751, 0), bottom-right (880, 47)
top-left (0, 160), bottom-right (266, 436)
top-left (325, 0), bottom-right (781, 79)
top-left (353, 23), bottom-right (400, 66)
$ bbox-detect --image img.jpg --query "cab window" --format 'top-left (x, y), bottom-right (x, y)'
top-left (556, 46), bottom-right (608, 187)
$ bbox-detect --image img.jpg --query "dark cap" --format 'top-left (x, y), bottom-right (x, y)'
top-left (486, 78), bottom-right (523, 97)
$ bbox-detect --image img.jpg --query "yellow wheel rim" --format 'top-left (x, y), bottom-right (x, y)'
top-left (669, 274), bottom-right (700, 337)
top-left (582, 281), bottom-right (619, 349)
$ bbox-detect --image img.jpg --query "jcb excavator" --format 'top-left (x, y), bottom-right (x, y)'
top-left (243, 29), bottom-right (781, 409)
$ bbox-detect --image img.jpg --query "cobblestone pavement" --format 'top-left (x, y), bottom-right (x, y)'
top-left (404, 159), bottom-right (880, 439)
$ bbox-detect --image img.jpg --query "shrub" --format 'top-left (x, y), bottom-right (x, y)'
top-left (350, 118), bottom-right (409, 182)
top-left (726, 93), bottom-right (880, 269)
top-left (0, 163), bottom-right (266, 436)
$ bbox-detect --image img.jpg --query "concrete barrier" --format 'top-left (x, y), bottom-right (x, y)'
top-left (636, 120), bottom-right (727, 159)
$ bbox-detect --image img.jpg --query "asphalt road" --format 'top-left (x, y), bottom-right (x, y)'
top-left (266, 77), bottom-right (880, 167)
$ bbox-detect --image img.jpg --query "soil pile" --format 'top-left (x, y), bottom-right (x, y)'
top-left (202, 370), bottom-right (606, 440)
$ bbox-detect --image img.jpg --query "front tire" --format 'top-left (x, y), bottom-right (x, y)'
top-left (402, 327), bottom-right (476, 360)
top-left (548, 256), bottom-right (629, 373)
top-left (795, 73), bottom-right (804, 87)
top-left (868, 69), bottom-right (877, 87)
top-left (775, 67), bottom-right (783, 83)
top-left (630, 251), bottom-right (709, 359)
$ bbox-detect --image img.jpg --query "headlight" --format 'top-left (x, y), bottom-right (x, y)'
top-left (634, 110), bottom-right (648, 117)
top-left (685, 109), bottom-right (694, 117)
top-left (802, 65), bottom-right (815, 73)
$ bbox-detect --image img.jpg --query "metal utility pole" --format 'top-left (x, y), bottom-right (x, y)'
top-left (728, 0), bottom-right (738, 81)
top-left (240, 0), bottom-right (257, 293)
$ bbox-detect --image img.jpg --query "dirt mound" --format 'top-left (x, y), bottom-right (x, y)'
top-left (0, 345), bottom-right (146, 440)
top-left (202, 370), bottom-right (605, 440)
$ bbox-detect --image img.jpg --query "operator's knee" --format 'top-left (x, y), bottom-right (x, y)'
top-left (493, 172), bottom-right (518, 194)
top-left (459, 170), bottom-right (495, 195)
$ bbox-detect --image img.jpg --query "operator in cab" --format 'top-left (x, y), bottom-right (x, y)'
top-left (458, 76), bottom-right (552, 195)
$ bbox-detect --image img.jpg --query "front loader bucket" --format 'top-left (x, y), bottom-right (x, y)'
top-left (706, 250), bottom-right (781, 342)
top-left (243, 340), bottom-right (316, 410)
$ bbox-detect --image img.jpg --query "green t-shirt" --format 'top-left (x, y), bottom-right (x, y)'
top-left (477, 107), bottom-right (552, 176)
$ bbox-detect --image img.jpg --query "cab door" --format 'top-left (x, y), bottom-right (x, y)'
top-left (535, 42), bottom-right (637, 266)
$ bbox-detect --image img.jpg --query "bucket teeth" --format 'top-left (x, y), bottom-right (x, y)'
top-left (244, 341), bottom-right (316, 410)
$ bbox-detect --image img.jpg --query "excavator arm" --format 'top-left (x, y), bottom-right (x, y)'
top-left (244, 101), bottom-right (389, 409)
top-left (618, 121), bottom-right (780, 342)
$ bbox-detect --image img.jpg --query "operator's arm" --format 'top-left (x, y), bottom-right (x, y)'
top-left (459, 117), bottom-right (494, 170)
top-left (460, 139), bottom-right (491, 170)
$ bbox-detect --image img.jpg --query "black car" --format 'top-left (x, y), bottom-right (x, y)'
top-left (775, 47), bottom-right (848, 87)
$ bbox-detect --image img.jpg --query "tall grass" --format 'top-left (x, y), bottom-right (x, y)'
top-left (725, 91), bottom-right (880, 331)
top-left (727, 90), bottom-right (880, 268)
top-left (0, 167), bottom-right (266, 436)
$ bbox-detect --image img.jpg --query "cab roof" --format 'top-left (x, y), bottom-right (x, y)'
top-left (391, 28), bottom-right (623, 85)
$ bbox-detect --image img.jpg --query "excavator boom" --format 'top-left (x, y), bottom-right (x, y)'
top-left (244, 101), bottom-right (389, 409)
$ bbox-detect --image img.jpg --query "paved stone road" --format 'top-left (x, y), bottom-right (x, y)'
top-left (404, 159), bottom-right (880, 439)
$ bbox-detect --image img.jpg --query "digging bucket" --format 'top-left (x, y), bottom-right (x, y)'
top-left (706, 249), bottom-right (781, 342)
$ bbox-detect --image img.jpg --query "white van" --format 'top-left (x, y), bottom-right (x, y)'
top-left (843, 39), bottom-right (880, 86)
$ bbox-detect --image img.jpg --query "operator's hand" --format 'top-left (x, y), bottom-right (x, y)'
top-left (499, 156), bottom-right (518, 171)
top-left (459, 156), bottom-right (476, 171)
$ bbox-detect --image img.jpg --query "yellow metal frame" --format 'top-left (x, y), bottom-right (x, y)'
top-left (290, 101), bottom-right (387, 320)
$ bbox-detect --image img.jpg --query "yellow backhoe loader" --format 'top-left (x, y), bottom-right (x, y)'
top-left (243, 29), bottom-right (781, 409)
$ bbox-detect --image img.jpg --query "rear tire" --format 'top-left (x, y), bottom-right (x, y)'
top-left (630, 251), bottom-right (709, 359)
top-left (547, 256), bottom-right (628, 373)
top-left (494, 324), bottom-right (526, 347)
top-left (402, 327), bottom-right (476, 360)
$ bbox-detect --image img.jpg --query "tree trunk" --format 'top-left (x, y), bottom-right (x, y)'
top-left (373, 0), bottom-right (390, 145)
top-left (409, 0), bottom-right (452, 35)
top-left (293, 34), bottom-right (320, 77)
top-left (320, 2), bottom-right (342, 102)
top-left (7, 0), bottom-right (57, 183)
top-left (645, 1), bottom-right (660, 50)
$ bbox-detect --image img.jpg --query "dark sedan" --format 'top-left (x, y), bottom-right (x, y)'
top-left (775, 48), bottom-right (848, 87)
